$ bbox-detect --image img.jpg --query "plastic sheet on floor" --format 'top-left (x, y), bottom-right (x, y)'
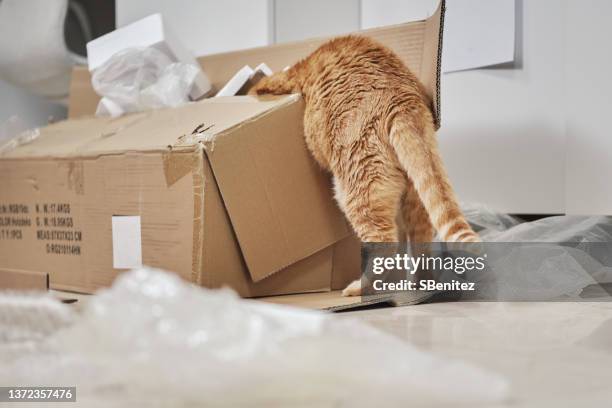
top-left (0, 267), bottom-right (508, 407)
top-left (462, 204), bottom-right (612, 300)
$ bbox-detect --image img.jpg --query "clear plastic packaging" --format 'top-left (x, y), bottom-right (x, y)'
top-left (0, 116), bottom-right (40, 155)
top-left (0, 268), bottom-right (509, 407)
top-left (0, 292), bottom-right (74, 344)
top-left (462, 204), bottom-right (612, 300)
top-left (91, 47), bottom-right (200, 118)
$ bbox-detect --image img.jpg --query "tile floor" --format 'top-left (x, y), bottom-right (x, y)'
top-left (53, 290), bottom-right (612, 406)
top-left (340, 301), bottom-right (612, 407)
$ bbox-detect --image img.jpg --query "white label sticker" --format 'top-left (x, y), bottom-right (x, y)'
top-left (111, 216), bottom-right (142, 269)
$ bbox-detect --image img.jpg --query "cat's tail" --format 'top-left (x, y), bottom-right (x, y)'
top-left (390, 115), bottom-right (480, 243)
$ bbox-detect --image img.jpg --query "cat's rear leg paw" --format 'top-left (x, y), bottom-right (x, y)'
top-left (342, 279), bottom-right (362, 297)
top-left (453, 233), bottom-right (484, 255)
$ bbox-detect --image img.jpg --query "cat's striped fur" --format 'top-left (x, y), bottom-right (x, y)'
top-left (252, 35), bottom-right (479, 296)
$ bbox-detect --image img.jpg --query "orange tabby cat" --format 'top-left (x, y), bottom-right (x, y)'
top-left (251, 35), bottom-right (479, 296)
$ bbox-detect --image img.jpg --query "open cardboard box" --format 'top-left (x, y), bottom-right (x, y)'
top-left (68, 1), bottom-right (445, 129)
top-left (0, 2), bottom-right (445, 311)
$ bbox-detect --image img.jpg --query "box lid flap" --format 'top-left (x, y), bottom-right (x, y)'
top-left (2, 96), bottom-right (293, 159)
top-left (205, 96), bottom-right (350, 282)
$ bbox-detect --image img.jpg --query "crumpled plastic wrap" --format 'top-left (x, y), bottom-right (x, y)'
top-left (0, 292), bottom-right (74, 344)
top-left (0, 267), bottom-right (509, 407)
top-left (462, 203), bottom-right (522, 236)
top-left (0, 116), bottom-right (40, 155)
top-left (91, 47), bottom-right (200, 118)
top-left (462, 204), bottom-right (612, 300)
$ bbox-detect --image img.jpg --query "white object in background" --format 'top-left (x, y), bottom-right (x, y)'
top-left (215, 63), bottom-right (272, 97)
top-left (361, 0), bottom-right (516, 73)
top-left (0, 0), bottom-right (82, 101)
top-left (87, 14), bottom-right (211, 100)
top-left (443, 0), bottom-right (515, 72)
top-left (92, 47), bottom-right (200, 118)
top-left (116, 0), bottom-right (272, 56)
top-left (111, 216), bottom-right (143, 269)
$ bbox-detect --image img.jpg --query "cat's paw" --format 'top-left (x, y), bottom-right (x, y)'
top-left (453, 233), bottom-right (484, 256)
top-left (341, 279), bottom-right (362, 297)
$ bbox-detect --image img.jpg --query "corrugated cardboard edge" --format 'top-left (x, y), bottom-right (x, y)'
top-left (421, 0), bottom-right (445, 130)
top-left (260, 289), bottom-right (441, 312)
top-left (0, 268), bottom-right (49, 291)
top-left (433, 0), bottom-right (446, 129)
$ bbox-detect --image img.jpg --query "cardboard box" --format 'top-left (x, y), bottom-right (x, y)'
top-left (0, 268), bottom-right (48, 291)
top-left (0, 2), bottom-right (445, 309)
top-left (0, 95), bottom-right (363, 297)
top-left (68, 1), bottom-right (446, 129)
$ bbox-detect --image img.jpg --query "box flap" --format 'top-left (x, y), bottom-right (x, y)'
top-left (260, 290), bottom-right (438, 311)
top-left (67, 0), bottom-right (446, 127)
top-left (205, 96), bottom-right (350, 282)
top-left (2, 96), bottom-right (294, 159)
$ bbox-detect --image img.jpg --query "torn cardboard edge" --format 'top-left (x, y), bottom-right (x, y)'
top-left (66, 0), bottom-right (446, 128)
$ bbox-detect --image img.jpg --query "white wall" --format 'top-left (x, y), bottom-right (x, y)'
top-left (274, 0), bottom-right (360, 43)
top-left (273, 0), bottom-right (567, 214)
top-left (564, 0), bottom-right (612, 215)
top-left (438, 0), bottom-right (566, 214)
top-left (116, 0), bottom-right (272, 56)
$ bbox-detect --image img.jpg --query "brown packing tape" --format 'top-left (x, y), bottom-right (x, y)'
top-left (191, 146), bottom-right (206, 285)
top-left (0, 268), bottom-right (49, 291)
top-left (160, 146), bottom-right (206, 284)
top-left (64, 161), bottom-right (85, 195)
top-left (162, 148), bottom-right (200, 187)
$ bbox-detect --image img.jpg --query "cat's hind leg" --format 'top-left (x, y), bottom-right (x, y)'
top-left (401, 178), bottom-right (435, 243)
top-left (390, 116), bottom-right (480, 243)
top-left (336, 167), bottom-right (405, 243)
top-left (335, 163), bottom-right (406, 296)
